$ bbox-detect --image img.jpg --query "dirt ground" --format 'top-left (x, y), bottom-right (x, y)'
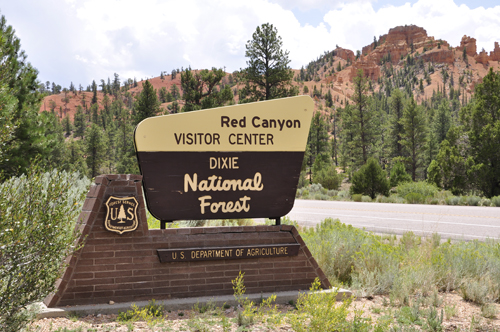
top-left (29, 291), bottom-right (500, 331)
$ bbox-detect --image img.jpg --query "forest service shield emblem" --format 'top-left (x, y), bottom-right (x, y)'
top-left (104, 196), bottom-right (139, 234)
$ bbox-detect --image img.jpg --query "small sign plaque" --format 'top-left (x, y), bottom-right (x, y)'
top-left (157, 244), bottom-right (300, 263)
top-left (104, 196), bottom-right (139, 234)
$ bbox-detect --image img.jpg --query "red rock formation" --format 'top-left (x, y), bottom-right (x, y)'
top-left (475, 49), bottom-right (489, 64)
top-left (362, 43), bottom-right (374, 56)
top-left (385, 25), bottom-right (428, 48)
top-left (362, 25), bottom-right (448, 66)
top-left (421, 48), bottom-right (454, 64)
top-left (349, 55), bottom-right (380, 82)
top-left (458, 35), bottom-right (477, 56)
top-left (334, 47), bottom-right (355, 63)
top-left (490, 42), bottom-right (500, 61)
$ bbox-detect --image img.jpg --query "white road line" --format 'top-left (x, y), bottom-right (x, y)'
top-left (287, 211), bottom-right (500, 228)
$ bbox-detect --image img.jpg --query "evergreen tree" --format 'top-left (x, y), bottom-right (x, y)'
top-left (159, 87), bottom-right (168, 103)
top-left (91, 103), bottom-right (99, 125)
top-left (433, 99), bottom-right (451, 144)
top-left (91, 80), bottom-right (98, 104)
top-left (67, 139), bottom-right (88, 175)
top-left (181, 68), bottom-right (233, 112)
top-left (166, 91), bottom-right (173, 102)
top-left (134, 80), bottom-right (160, 125)
top-left (0, 85), bottom-right (16, 179)
top-left (116, 108), bottom-right (139, 174)
top-left (239, 23), bottom-right (297, 102)
top-left (62, 114), bottom-right (72, 136)
top-left (427, 127), bottom-right (471, 195)
top-left (73, 105), bottom-right (86, 138)
top-left (349, 69), bottom-right (376, 167)
top-left (459, 68), bottom-right (500, 197)
top-left (112, 73), bottom-right (120, 97)
top-left (400, 98), bottom-right (427, 181)
top-left (170, 84), bottom-right (180, 100)
top-left (390, 161), bottom-right (411, 187)
top-left (84, 123), bottom-right (106, 178)
top-left (389, 88), bottom-right (405, 159)
top-left (306, 112), bottom-right (330, 183)
top-left (350, 157), bottom-right (390, 199)
top-left (0, 14), bottom-right (62, 179)
top-left (39, 111), bottom-right (69, 172)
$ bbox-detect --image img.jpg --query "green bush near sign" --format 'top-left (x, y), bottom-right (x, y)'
top-left (0, 167), bottom-right (90, 331)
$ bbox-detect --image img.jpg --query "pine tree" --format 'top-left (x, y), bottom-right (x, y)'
top-left (181, 68), bottom-right (233, 112)
top-left (433, 100), bottom-right (451, 145)
top-left (400, 98), bottom-right (427, 181)
top-left (306, 112), bottom-right (330, 183)
top-left (84, 123), bottom-right (106, 178)
top-left (91, 80), bottom-right (98, 104)
top-left (134, 80), bottom-right (160, 125)
top-left (62, 114), bottom-right (72, 136)
top-left (170, 84), bottom-right (180, 100)
top-left (159, 87), bottom-right (168, 103)
top-left (0, 14), bottom-right (62, 179)
top-left (350, 69), bottom-right (376, 167)
top-left (67, 139), bottom-right (88, 175)
top-left (239, 23), bottom-right (297, 102)
top-left (459, 68), bottom-right (500, 197)
top-left (350, 157), bottom-right (390, 199)
top-left (73, 105), bottom-right (86, 138)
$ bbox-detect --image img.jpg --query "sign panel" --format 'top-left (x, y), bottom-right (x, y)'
top-left (134, 96), bottom-right (314, 221)
top-left (157, 244), bottom-right (300, 263)
top-left (104, 196), bottom-right (139, 234)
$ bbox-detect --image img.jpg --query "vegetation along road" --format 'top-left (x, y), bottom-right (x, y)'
top-left (287, 200), bottom-right (500, 241)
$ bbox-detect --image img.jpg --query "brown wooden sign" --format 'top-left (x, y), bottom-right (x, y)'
top-left (134, 96), bottom-right (314, 221)
top-left (157, 243), bottom-right (300, 263)
top-left (104, 196), bottom-right (139, 234)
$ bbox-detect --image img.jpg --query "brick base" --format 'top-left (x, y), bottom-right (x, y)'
top-left (44, 175), bottom-right (330, 307)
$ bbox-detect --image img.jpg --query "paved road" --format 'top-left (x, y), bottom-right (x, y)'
top-left (285, 200), bottom-right (500, 241)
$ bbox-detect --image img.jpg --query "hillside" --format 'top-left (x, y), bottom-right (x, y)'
top-left (40, 24), bottom-right (500, 121)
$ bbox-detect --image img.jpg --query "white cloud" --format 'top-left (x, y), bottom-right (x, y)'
top-left (9, 0), bottom-right (500, 86)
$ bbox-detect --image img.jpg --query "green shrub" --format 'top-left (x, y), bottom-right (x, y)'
top-left (427, 197), bottom-right (439, 205)
top-left (326, 189), bottom-right (338, 197)
top-left (350, 157), bottom-right (390, 199)
top-left (459, 279), bottom-right (489, 305)
top-left (396, 181), bottom-right (438, 198)
top-left (338, 190), bottom-right (350, 199)
top-left (352, 194), bottom-right (362, 202)
top-left (313, 165), bottom-right (341, 190)
top-left (445, 196), bottom-right (459, 205)
top-left (480, 198), bottom-right (491, 207)
top-left (287, 278), bottom-right (378, 332)
top-left (405, 192), bottom-right (425, 204)
top-left (466, 196), bottom-right (481, 206)
top-left (491, 196), bottom-right (500, 207)
top-left (301, 218), bottom-right (500, 310)
top-left (117, 299), bottom-right (164, 323)
top-left (0, 168), bottom-right (90, 331)
top-left (390, 161), bottom-right (412, 187)
top-left (361, 195), bottom-right (372, 202)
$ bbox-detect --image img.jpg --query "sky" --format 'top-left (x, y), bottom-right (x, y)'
top-left (1, 0), bottom-right (500, 89)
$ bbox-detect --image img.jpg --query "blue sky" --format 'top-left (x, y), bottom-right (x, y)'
top-left (1, 0), bottom-right (499, 89)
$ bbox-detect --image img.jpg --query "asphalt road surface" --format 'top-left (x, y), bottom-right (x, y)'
top-left (285, 200), bottom-right (500, 241)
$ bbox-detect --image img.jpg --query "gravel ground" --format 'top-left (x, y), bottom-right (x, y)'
top-left (28, 292), bottom-right (500, 331)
